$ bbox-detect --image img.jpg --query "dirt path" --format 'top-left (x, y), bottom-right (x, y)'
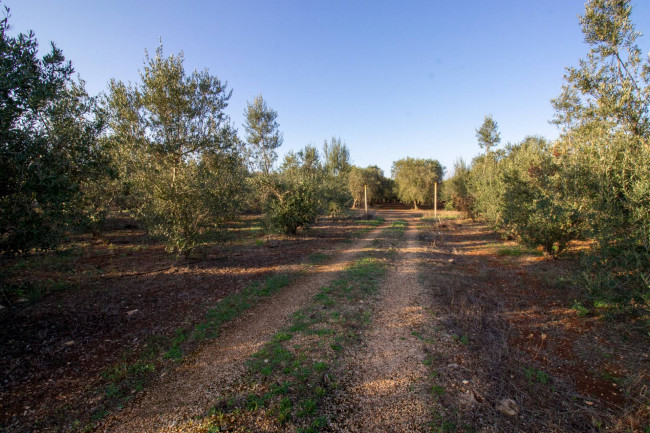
top-left (99, 225), bottom-right (386, 433)
top-left (331, 214), bottom-right (434, 432)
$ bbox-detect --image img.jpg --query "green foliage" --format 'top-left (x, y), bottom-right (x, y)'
top-left (468, 150), bottom-right (504, 226)
top-left (0, 11), bottom-right (111, 254)
top-left (391, 157), bottom-right (444, 209)
top-left (498, 137), bottom-right (584, 256)
top-left (347, 165), bottom-right (388, 208)
top-left (523, 366), bottom-right (550, 385)
top-left (475, 114), bottom-right (501, 153)
top-left (264, 139), bottom-right (354, 233)
top-left (106, 45), bottom-right (245, 255)
top-left (265, 178), bottom-right (320, 235)
top-left (322, 137), bottom-right (351, 177)
top-left (321, 137), bottom-right (353, 216)
top-left (551, 0), bottom-right (650, 314)
top-left (264, 151), bottom-right (323, 236)
top-left (442, 158), bottom-right (474, 216)
top-left (244, 94), bottom-right (283, 175)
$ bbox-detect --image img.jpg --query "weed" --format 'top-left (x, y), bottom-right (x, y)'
top-left (297, 398), bottom-right (317, 417)
top-left (432, 384), bottom-right (446, 396)
top-left (523, 366), bottom-right (549, 385)
top-left (273, 332), bottom-right (293, 342)
top-left (308, 252), bottom-right (329, 263)
top-left (572, 300), bottom-right (590, 317)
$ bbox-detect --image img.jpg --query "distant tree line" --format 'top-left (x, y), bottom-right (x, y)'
top-left (443, 0), bottom-right (649, 317)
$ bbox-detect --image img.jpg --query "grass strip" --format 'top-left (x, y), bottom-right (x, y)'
top-left (71, 273), bottom-right (293, 431)
top-left (196, 221), bottom-right (404, 433)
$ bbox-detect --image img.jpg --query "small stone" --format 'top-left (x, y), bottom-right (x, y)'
top-left (126, 309), bottom-right (139, 316)
top-left (497, 398), bottom-right (519, 416)
top-left (462, 379), bottom-right (469, 384)
top-left (448, 258), bottom-right (456, 263)
top-left (460, 391), bottom-right (478, 405)
top-left (447, 363), bottom-right (459, 368)
top-left (585, 401), bottom-right (594, 406)
top-left (64, 340), bottom-right (75, 346)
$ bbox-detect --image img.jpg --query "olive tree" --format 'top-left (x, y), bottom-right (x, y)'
top-left (0, 11), bottom-right (110, 254)
top-left (243, 94), bottom-right (283, 175)
top-left (391, 158), bottom-right (444, 209)
top-left (443, 158), bottom-right (474, 216)
top-left (552, 0), bottom-right (650, 305)
top-left (264, 145), bottom-right (324, 234)
top-left (348, 166), bottom-right (384, 209)
top-left (498, 137), bottom-right (584, 256)
top-left (106, 46), bottom-right (245, 255)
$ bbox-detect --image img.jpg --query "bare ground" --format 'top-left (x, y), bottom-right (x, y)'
top-left (99, 222), bottom-right (387, 432)
top-left (0, 214), bottom-right (370, 431)
top-left (3, 210), bottom-right (648, 432)
top-left (328, 213), bottom-right (435, 432)
top-left (417, 217), bottom-right (649, 432)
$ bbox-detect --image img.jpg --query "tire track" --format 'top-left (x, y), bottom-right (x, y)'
top-left (100, 224), bottom-right (386, 433)
top-left (330, 214), bottom-right (434, 432)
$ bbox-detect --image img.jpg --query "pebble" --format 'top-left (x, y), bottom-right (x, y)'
top-left (462, 379), bottom-right (469, 384)
top-left (497, 398), bottom-right (519, 416)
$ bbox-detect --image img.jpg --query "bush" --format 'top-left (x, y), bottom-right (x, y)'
top-left (498, 137), bottom-right (583, 256)
top-left (264, 179), bottom-right (321, 235)
top-left (443, 158), bottom-right (475, 217)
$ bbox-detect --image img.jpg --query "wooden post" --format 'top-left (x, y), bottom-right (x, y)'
top-left (434, 182), bottom-right (438, 219)
top-left (364, 184), bottom-right (368, 213)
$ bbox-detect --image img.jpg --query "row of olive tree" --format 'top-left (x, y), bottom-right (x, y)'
top-left (0, 6), bottom-right (354, 255)
top-left (444, 0), bottom-right (649, 314)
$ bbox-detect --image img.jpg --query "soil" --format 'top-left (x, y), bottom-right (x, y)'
top-left (417, 217), bottom-right (649, 432)
top-left (0, 214), bottom-right (369, 432)
top-left (99, 221), bottom-right (387, 432)
top-left (2, 209), bottom-right (648, 432)
top-left (329, 212), bottom-right (435, 432)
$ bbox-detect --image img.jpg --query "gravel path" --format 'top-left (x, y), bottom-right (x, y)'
top-left (331, 215), bottom-right (434, 432)
top-left (99, 225), bottom-right (386, 433)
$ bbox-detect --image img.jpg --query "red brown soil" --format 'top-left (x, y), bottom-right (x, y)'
top-left (0, 214), bottom-right (366, 431)
top-left (419, 218), bottom-right (649, 431)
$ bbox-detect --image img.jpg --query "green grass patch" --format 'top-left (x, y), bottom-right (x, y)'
top-left (307, 252), bottom-right (330, 264)
top-left (523, 366), bottom-right (550, 385)
top-left (203, 224), bottom-right (398, 431)
top-left (497, 245), bottom-right (544, 257)
top-left (90, 272), bottom-right (293, 430)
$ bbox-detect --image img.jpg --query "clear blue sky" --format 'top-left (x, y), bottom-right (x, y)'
top-left (7, 1), bottom-right (650, 177)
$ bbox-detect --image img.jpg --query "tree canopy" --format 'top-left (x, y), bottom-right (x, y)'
top-left (475, 114), bottom-right (501, 153)
top-left (0, 11), bottom-right (109, 254)
top-left (106, 45), bottom-right (245, 254)
top-left (391, 158), bottom-right (444, 209)
top-left (244, 94), bottom-right (283, 175)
